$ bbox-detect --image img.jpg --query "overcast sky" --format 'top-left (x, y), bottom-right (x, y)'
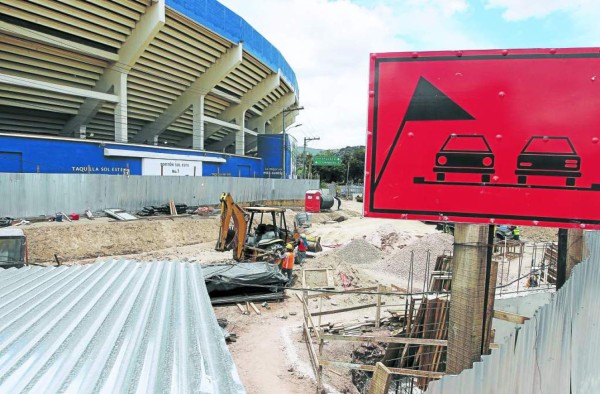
top-left (219, 0), bottom-right (600, 149)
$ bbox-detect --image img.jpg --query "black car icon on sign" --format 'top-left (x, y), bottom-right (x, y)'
top-left (434, 135), bottom-right (495, 183)
top-left (515, 136), bottom-right (581, 187)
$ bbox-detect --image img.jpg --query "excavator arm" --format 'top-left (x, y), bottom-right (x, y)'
top-left (215, 192), bottom-right (248, 261)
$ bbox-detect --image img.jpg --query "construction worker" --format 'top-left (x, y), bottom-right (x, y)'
top-left (292, 230), bottom-right (308, 265)
top-left (297, 234), bottom-right (308, 266)
top-left (280, 243), bottom-right (295, 286)
top-left (335, 193), bottom-right (342, 210)
top-left (512, 226), bottom-right (520, 241)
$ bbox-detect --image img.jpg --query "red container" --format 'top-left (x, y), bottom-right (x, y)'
top-left (305, 190), bottom-right (321, 213)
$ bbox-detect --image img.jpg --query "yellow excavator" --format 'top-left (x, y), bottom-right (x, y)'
top-left (215, 193), bottom-right (294, 262)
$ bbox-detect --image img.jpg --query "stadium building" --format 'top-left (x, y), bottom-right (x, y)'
top-left (0, 0), bottom-right (300, 177)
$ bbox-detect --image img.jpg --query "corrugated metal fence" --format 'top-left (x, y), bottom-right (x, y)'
top-left (0, 260), bottom-right (245, 393)
top-left (426, 231), bottom-right (600, 393)
top-left (0, 173), bottom-right (319, 217)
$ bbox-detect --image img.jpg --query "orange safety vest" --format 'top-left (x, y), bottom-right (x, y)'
top-left (282, 251), bottom-right (294, 269)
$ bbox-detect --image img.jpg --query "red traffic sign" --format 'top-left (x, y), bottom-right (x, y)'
top-left (365, 48), bottom-right (600, 229)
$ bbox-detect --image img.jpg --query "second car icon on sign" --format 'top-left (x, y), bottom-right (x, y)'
top-left (515, 136), bottom-right (581, 187)
top-left (434, 135), bottom-right (495, 183)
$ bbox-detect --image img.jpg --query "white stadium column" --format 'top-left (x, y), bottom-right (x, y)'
top-left (192, 95), bottom-right (205, 150)
top-left (247, 92), bottom-right (295, 133)
top-left (133, 44), bottom-right (243, 144)
top-left (113, 72), bottom-right (128, 143)
top-left (204, 72), bottom-right (281, 153)
top-left (234, 109), bottom-right (246, 155)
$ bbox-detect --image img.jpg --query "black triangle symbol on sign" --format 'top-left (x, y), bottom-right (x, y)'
top-left (405, 77), bottom-right (475, 121)
top-left (373, 77), bottom-right (475, 190)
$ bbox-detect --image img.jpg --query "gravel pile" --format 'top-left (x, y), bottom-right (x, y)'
top-left (366, 232), bottom-right (454, 290)
top-left (335, 238), bottom-right (383, 264)
top-left (520, 226), bottom-right (558, 243)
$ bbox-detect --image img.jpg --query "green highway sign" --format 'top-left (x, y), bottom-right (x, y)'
top-left (313, 155), bottom-right (342, 166)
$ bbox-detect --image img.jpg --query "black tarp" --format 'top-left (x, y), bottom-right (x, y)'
top-left (203, 262), bottom-right (287, 294)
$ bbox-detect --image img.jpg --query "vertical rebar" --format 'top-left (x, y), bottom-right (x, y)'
top-left (516, 245), bottom-right (523, 294)
top-left (409, 251), bottom-right (415, 293)
top-left (422, 251), bottom-right (430, 292)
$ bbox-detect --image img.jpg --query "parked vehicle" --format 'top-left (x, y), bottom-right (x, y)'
top-left (434, 135), bottom-right (495, 182)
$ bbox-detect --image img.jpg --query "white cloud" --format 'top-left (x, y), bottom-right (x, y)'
top-left (219, 0), bottom-right (487, 148)
top-left (485, 0), bottom-right (600, 45)
top-left (485, 0), bottom-right (572, 21)
top-left (485, 0), bottom-right (600, 26)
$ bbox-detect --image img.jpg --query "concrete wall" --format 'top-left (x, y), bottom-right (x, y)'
top-left (492, 292), bottom-right (554, 344)
top-left (0, 173), bottom-right (319, 217)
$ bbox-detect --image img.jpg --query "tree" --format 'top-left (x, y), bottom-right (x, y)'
top-left (312, 146), bottom-right (365, 184)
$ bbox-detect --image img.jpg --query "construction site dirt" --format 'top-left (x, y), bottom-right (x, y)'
top-left (19, 200), bottom-right (559, 393)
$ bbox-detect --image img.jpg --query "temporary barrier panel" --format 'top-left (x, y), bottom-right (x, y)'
top-left (365, 48), bottom-right (600, 229)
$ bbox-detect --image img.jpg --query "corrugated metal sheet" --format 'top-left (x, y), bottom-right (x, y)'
top-left (0, 260), bottom-right (245, 393)
top-left (0, 173), bottom-right (319, 217)
top-left (427, 231), bottom-right (600, 393)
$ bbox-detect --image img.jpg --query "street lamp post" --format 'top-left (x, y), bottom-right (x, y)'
top-left (282, 106), bottom-right (304, 179)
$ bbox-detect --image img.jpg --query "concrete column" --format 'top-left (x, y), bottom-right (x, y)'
top-left (256, 121), bottom-right (266, 134)
top-left (447, 224), bottom-right (491, 375)
top-left (192, 95), bottom-right (205, 150)
top-left (79, 125), bottom-right (86, 139)
top-left (114, 72), bottom-right (128, 143)
top-left (235, 110), bottom-right (246, 155)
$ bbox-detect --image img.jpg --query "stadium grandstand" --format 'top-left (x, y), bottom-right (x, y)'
top-left (0, 0), bottom-right (300, 177)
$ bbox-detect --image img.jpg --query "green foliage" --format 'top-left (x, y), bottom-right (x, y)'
top-left (309, 146), bottom-right (365, 183)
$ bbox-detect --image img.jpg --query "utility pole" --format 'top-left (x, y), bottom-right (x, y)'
top-left (345, 155), bottom-right (350, 197)
top-left (282, 106), bottom-right (304, 179)
top-left (302, 136), bottom-right (319, 179)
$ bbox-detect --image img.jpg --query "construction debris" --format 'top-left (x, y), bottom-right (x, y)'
top-left (137, 203), bottom-right (188, 217)
top-left (104, 209), bottom-right (138, 221)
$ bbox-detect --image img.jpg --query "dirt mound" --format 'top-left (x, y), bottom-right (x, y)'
top-left (520, 226), bottom-right (557, 243)
top-left (366, 232), bottom-right (454, 290)
top-left (335, 238), bottom-right (383, 264)
top-left (24, 216), bottom-right (219, 263)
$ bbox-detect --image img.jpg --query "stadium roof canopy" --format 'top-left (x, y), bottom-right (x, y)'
top-left (0, 0), bottom-right (300, 155)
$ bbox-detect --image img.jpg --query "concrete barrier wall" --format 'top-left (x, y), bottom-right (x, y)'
top-left (0, 173), bottom-right (319, 217)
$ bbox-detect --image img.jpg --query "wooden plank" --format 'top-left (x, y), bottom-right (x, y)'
top-left (305, 286), bottom-right (379, 299)
top-left (236, 303), bottom-right (245, 314)
top-left (303, 302), bottom-right (321, 341)
top-left (319, 361), bottom-right (444, 379)
top-left (322, 334), bottom-right (447, 346)
top-left (375, 284), bottom-right (382, 328)
top-left (327, 368), bottom-right (342, 376)
top-left (483, 260), bottom-right (499, 354)
top-left (326, 269), bottom-right (335, 288)
top-left (312, 302), bottom-right (385, 317)
top-left (249, 302), bottom-right (261, 315)
top-left (369, 362), bottom-right (392, 394)
top-left (493, 310), bottom-right (530, 325)
top-left (303, 320), bottom-right (320, 376)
